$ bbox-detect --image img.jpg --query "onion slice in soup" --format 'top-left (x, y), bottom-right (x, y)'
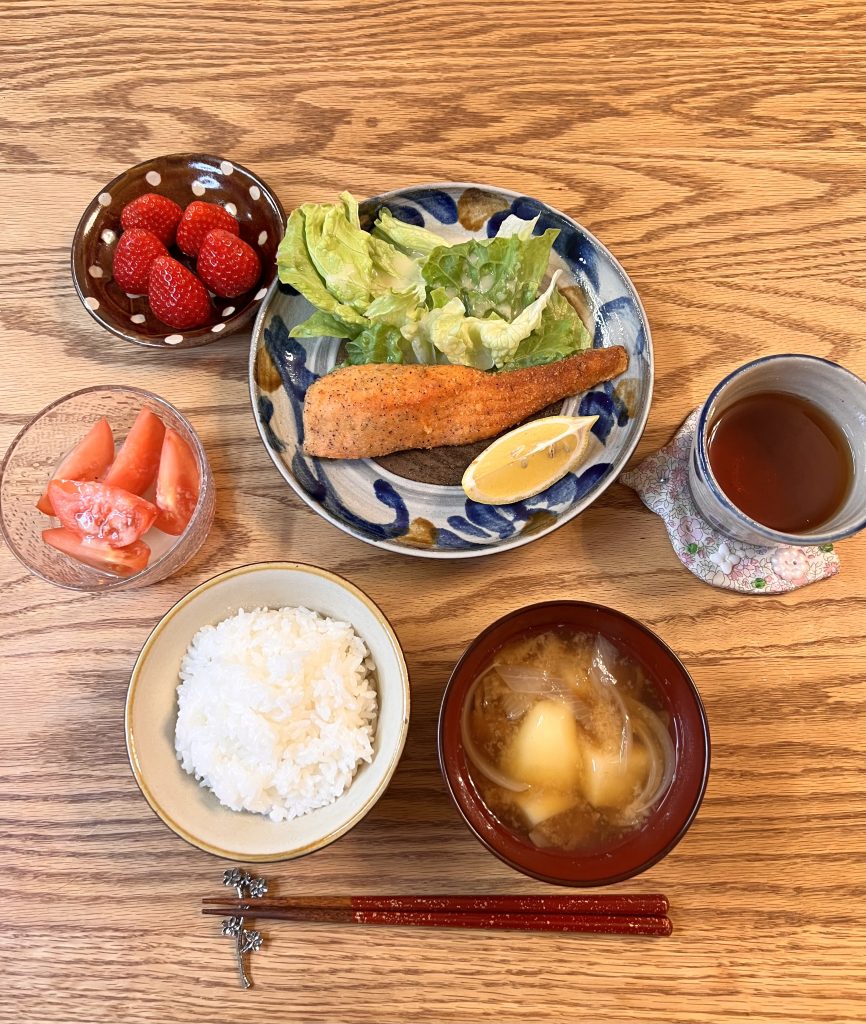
top-left (460, 675), bottom-right (530, 793)
top-left (620, 697), bottom-right (676, 822)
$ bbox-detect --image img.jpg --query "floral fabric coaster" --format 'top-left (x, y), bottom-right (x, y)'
top-left (620, 410), bottom-right (841, 594)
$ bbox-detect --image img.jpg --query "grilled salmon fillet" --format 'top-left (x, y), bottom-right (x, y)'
top-left (303, 346), bottom-right (629, 459)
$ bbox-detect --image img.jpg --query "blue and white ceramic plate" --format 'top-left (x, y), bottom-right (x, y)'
top-left (249, 183), bottom-right (652, 558)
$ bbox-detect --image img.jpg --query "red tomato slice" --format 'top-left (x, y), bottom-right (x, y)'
top-left (155, 428), bottom-right (200, 535)
top-left (36, 417), bottom-right (114, 516)
top-left (42, 528), bottom-right (151, 577)
top-left (102, 407), bottom-right (166, 496)
top-left (48, 480), bottom-right (158, 547)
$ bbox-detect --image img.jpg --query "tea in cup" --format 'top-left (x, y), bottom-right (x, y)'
top-left (688, 355), bottom-right (866, 547)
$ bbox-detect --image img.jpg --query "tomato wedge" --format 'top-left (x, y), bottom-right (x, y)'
top-left (42, 528), bottom-right (151, 577)
top-left (155, 428), bottom-right (200, 535)
top-left (48, 480), bottom-right (158, 547)
top-left (103, 407), bottom-right (166, 495)
top-left (36, 417), bottom-right (114, 516)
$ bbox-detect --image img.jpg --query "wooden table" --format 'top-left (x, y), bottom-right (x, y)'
top-left (2, 3), bottom-right (865, 1021)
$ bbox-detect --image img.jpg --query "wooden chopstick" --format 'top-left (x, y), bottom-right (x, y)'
top-left (203, 893), bottom-right (669, 917)
top-left (202, 894), bottom-right (673, 936)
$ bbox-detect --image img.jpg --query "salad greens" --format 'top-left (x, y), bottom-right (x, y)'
top-left (276, 192), bottom-right (593, 371)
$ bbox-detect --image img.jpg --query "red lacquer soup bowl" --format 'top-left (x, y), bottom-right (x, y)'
top-left (438, 602), bottom-right (710, 887)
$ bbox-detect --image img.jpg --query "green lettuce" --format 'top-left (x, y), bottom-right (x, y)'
top-left (501, 288), bottom-right (593, 369)
top-left (403, 272), bottom-right (562, 370)
top-left (302, 200), bottom-right (374, 310)
top-left (344, 323), bottom-right (415, 365)
top-left (277, 209), bottom-right (368, 326)
top-left (290, 310), bottom-right (363, 340)
top-left (277, 193), bottom-right (592, 373)
top-left (372, 207), bottom-right (454, 261)
top-left (367, 237), bottom-right (426, 303)
top-left (422, 228), bottom-right (559, 321)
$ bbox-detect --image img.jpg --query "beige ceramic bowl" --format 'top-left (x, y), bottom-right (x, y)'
top-left (125, 562), bottom-right (410, 861)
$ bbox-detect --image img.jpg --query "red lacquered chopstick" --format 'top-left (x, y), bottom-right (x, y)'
top-left (202, 893), bottom-right (669, 917)
top-left (201, 904), bottom-right (672, 936)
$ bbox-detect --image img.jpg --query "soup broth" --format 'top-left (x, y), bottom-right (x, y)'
top-left (461, 627), bottom-right (675, 852)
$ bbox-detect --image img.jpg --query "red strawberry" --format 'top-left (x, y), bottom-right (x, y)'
top-left (176, 201), bottom-right (240, 257)
top-left (120, 193), bottom-right (183, 247)
top-left (147, 256), bottom-right (211, 330)
top-left (197, 229), bottom-right (261, 298)
top-left (112, 228), bottom-right (168, 294)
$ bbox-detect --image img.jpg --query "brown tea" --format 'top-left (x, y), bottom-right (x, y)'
top-left (707, 391), bottom-right (852, 533)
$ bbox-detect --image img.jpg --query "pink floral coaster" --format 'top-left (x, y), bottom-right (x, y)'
top-left (620, 410), bottom-right (841, 594)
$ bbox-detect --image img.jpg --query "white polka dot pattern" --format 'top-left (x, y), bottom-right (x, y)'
top-left (101, 229), bottom-right (116, 245)
top-left (97, 192), bottom-right (111, 207)
top-left (225, 202), bottom-right (238, 216)
top-left (220, 161), bottom-right (234, 175)
top-left (164, 334), bottom-right (184, 345)
top-left (258, 230), bottom-right (268, 245)
top-left (221, 306), bottom-right (236, 317)
top-left (84, 296), bottom-right (100, 310)
top-left (88, 265), bottom-right (103, 279)
top-left (145, 170), bottom-right (162, 186)
top-left (254, 287), bottom-right (267, 300)
top-left (191, 181), bottom-right (206, 197)
top-left (211, 323), bottom-right (226, 333)
top-left (130, 313), bottom-right (146, 324)
top-left (249, 185), bottom-right (261, 200)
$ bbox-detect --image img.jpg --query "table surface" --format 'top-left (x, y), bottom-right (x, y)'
top-left (2, 3), bottom-right (865, 1022)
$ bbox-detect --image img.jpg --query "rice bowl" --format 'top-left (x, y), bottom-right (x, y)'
top-left (125, 562), bottom-right (410, 861)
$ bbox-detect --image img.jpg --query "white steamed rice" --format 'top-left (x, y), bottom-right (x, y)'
top-left (174, 606), bottom-right (377, 822)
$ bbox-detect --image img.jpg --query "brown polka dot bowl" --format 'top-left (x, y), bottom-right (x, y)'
top-left (72, 153), bottom-right (285, 349)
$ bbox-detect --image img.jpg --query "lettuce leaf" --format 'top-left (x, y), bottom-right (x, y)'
top-left (277, 209), bottom-right (368, 325)
top-left (279, 194), bottom-right (590, 375)
top-left (344, 323), bottom-right (415, 365)
top-left (422, 228), bottom-right (559, 321)
top-left (372, 207), bottom-right (454, 261)
top-left (302, 201), bottom-right (374, 310)
top-left (368, 237), bottom-right (426, 302)
top-left (364, 287), bottom-right (422, 327)
top-left (404, 272), bottom-right (562, 370)
top-left (290, 310), bottom-right (363, 340)
top-left (495, 214), bottom-right (540, 240)
top-left (501, 288), bottom-right (593, 369)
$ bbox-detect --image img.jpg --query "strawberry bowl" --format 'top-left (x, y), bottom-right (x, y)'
top-left (71, 154), bottom-right (285, 349)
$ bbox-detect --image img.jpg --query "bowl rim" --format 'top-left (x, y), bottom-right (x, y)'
top-left (0, 384), bottom-right (213, 592)
top-left (70, 151), bottom-right (286, 350)
top-left (248, 180), bottom-right (654, 559)
top-left (437, 600), bottom-right (711, 886)
top-left (124, 560), bottom-right (411, 861)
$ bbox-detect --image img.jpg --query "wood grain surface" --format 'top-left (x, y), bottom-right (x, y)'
top-left (2, 2), bottom-right (865, 1021)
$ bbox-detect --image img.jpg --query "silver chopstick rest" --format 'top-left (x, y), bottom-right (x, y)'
top-left (220, 869), bottom-right (268, 989)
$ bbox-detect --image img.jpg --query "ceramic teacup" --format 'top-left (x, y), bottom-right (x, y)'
top-left (688, 354), bottom-right (866, 547)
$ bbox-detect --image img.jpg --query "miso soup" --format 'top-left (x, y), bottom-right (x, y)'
top-left (461, 627), bottom-right (675, 852)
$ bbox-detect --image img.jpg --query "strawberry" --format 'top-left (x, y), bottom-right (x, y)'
top-left (197, 229), bottom-right (261, 298)
top-left (147, 256), bottom-right (211, 330)
top-left (120, 193), bottom-right (183, 247)
top-left (176, 201), bottom-right (240, 257)
top-left (111, 228), bottom-right (168, 295)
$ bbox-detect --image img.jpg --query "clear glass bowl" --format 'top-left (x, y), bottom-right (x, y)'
top-left (0, 385), bottom-right (215, 591)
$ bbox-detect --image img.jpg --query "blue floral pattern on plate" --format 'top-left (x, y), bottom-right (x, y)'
top-left (249, 183), bottom-right (653, 558)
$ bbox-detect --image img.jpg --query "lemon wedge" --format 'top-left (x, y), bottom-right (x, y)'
top-left (462, 415), bottom-right (599, 504)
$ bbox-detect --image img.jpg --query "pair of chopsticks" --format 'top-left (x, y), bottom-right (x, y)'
top-left (203, 893), bottom-right (672, 936)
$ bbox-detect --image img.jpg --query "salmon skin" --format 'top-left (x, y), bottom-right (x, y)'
top-left (302, 347), bottom-right (629, 460)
